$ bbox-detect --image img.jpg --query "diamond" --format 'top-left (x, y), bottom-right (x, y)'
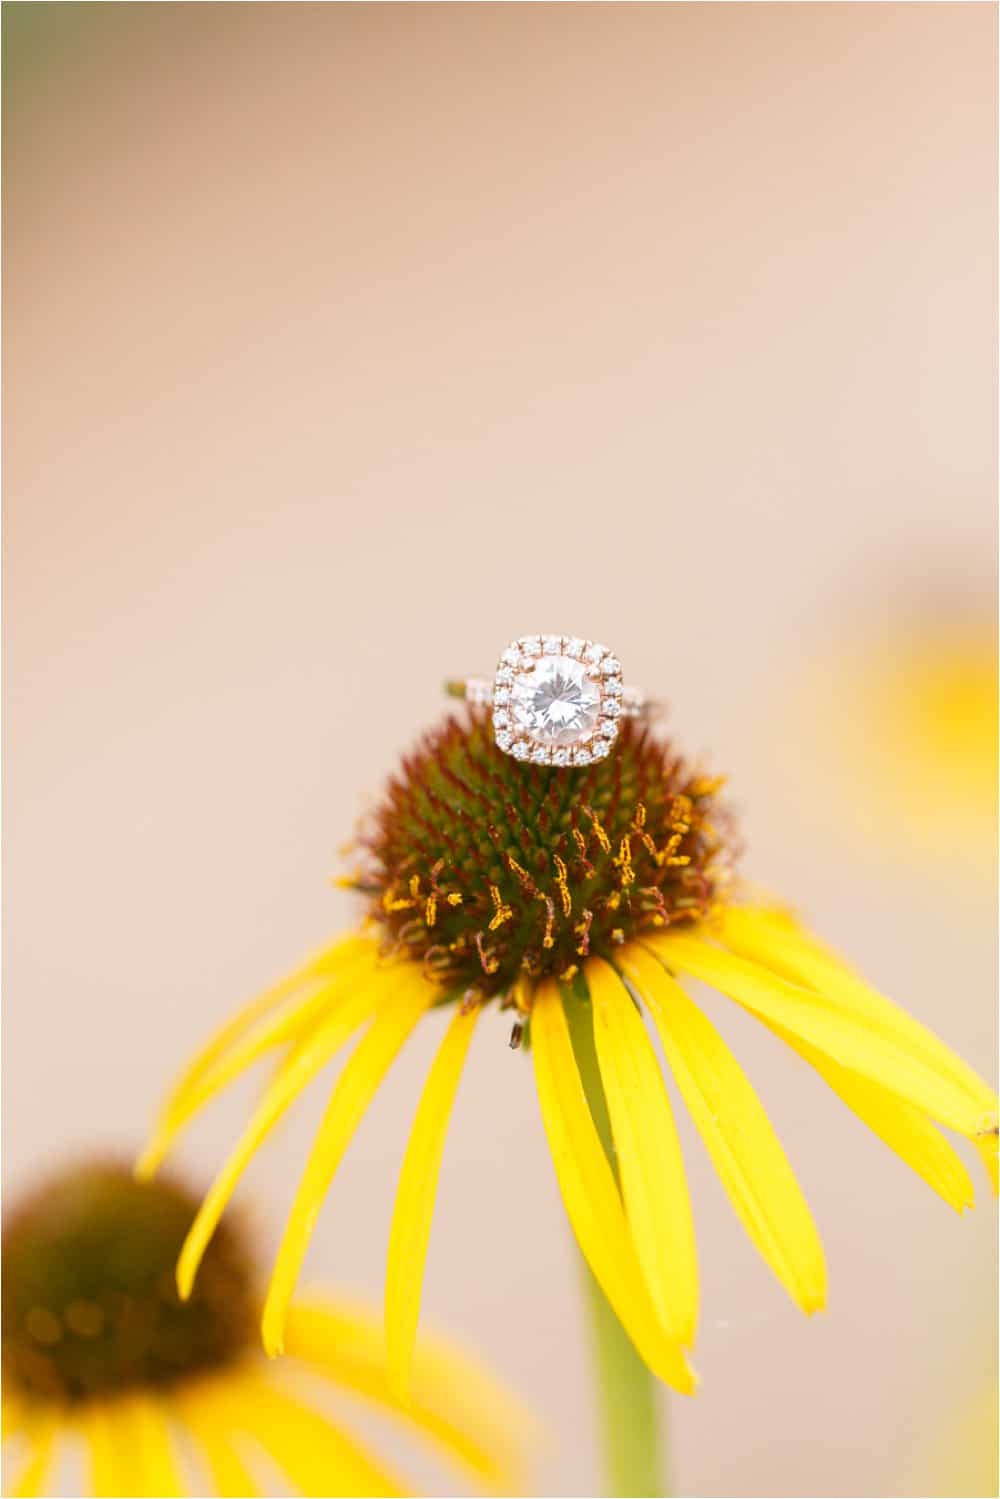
top-left (566, 637), bottom-right (585, 657)
top-left (542, 635), bottom-right (563, 654)
top-left (521, 635), bottom-right (542, 656)
top-left (604, 677), bottom-right (623, 696)
top-left (585, 642), bottom-right (605, 665)
top-left (496, 666), bottom-right (514, 685)
top-left (553, 748), bottom-right (571, 766)
top-left (501, 647), bottom-right (520, 666)
top-left (511, 656), bottom-right (602, 747)
top-left (598, 718), bottom-right (618, 738)
top-left (601, 657), bottom-right (621, 677)
top-left (602, 699), bottom-right (622, 720)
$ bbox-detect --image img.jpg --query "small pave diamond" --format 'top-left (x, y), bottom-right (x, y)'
top-left (601, 657), bottom-right (621, 676)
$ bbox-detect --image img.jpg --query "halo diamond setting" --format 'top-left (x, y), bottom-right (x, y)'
top-left (492, 635), bottom-right (624, 765)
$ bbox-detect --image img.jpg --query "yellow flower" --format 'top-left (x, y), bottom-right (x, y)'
top-left (2, 1162), bottom-right (535, 1497)
top-left (140, 713), bottom-right (998, 1399)
top-left (794, 621), bottom-right (997, 864)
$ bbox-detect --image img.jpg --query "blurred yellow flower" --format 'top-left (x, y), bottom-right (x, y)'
top-left (798, 621), bottom-right (997, 863)
top-left (2, 1163), bottom-right (534, 1497)
top-left (141, 713), bottom-right (998, 1399)
top-left (904, 1375), bottom-right (999, 1498)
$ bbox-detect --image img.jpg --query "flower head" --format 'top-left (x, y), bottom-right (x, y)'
top-left (3, 1161), bottom-right (535, 1496)
top-left (141, 709), bottom-right (998, 1400)
top-left (360, 713), bottom-right (730, 1001)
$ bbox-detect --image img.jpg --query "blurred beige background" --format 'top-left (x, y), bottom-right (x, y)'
top-left (4, 4), bottom-right (996, 1495)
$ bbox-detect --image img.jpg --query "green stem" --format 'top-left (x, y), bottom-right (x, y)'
top-left (564, 983), bottom-right (667, 1498)
top-left (578, 1253), bottom-right (666, 1497)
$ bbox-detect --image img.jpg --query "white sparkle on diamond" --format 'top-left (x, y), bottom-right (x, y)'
top-left (511, 656), bottom-right (602, 746)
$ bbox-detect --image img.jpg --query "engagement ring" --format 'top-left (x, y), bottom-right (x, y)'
top-left (446, 635), bottom-right (654, 766)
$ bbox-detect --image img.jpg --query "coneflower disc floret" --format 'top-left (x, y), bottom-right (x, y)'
top-left (351, 711), bottom-right (732, 1000)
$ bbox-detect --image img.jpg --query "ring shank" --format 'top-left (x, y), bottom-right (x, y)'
top-left (445, 677), bottom-right (491, 704)
top-left (445, 677), bottom-right (656, 718)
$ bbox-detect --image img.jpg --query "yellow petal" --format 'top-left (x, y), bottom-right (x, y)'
top-left (386, 1004), bottom-right (479, 1401)
top-left (139, 976), bottom-right (345, 1179)
top-left (172, 1386), bottom-right (260, 1498)
top-left (284, 1296), bottom-right (539, 1493)
top-left (531, 979), bottom-right (696, 1392)
top-left (8, 1416), bottom-right (57, 1498)
top-left (773, 1025), bottom-right (976, 1212)
top-left (214, 1370), bottom-right (409, 1497)
top-left (654, 933), bottom-right (987, 1136)
top-left (129, 1396), bottom-right (184, 1498)
top-left (138, 943), bottom-right (378, 1180)
top-left (176, 977), bottom-right (383, 1300)
top-left (586, 957), bottom-right (699, 1348)
top-left (620, 945), bottom-right (827, 1314)
top-left (84, 1401), bottom-right (139, 1497)
top-left (722, 907), bottom-right (997, 1126)
top-left (975, 1129), bottom-right (999, 1195)
top-left (261, 974), bottom-right (436, 1356)
top-left (160, 934), bottom-right (374, 1117)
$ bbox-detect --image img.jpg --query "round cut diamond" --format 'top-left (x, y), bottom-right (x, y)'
top-left (511, 656), bottom-right (602, 747)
